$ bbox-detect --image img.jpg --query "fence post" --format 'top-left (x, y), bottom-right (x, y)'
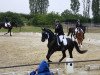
top-left (12, 72), bottom-right (15, 75)
top-left (65, 58), bottom-right (74, 74)
top-left (56, 68), bottom-right (60, 75)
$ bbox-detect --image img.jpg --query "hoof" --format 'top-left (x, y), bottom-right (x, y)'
top-left (48, 60), bottom-right (52, 62)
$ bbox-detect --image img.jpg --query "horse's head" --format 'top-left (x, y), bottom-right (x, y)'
top-left (41, 28), bottom-right (49, 42)
top-left (11, 22), bottom-right (17, 28)
top-left (41, 28), bottom-right (54, 42)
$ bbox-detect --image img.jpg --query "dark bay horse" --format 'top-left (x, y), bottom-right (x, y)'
top-left (75, 27), bottom-right (84, 48)
top-left (41, 28), bottom-right (87, 62)
top-left (67, 27), bottom-right (76, 39)
top-left (0, 22), bottom-right (17, 36)
top-left (67, 26), bottom-right (86, 39)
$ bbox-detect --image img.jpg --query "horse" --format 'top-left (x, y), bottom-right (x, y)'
top-left (67, 25), bottom-right (86, 39)
top-left (67, 27), bottom-right (76, 39)
top-left (0, 22), bottom-right (17, 36)
top-left (75, 27), bottom-right (84, 48)
top-left (41, 28), bottom-right (87, 62)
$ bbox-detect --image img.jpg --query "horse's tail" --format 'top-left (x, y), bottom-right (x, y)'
top-left (73, 41), bottom-right (87, 54)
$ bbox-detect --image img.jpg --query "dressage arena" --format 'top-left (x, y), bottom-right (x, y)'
top-left (0, 32), bottom-right (100, 75)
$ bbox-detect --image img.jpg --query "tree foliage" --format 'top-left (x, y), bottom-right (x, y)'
top-left (0, 10), bottom-right (92, 27)
top-left (92, 0), bottom-right (100, 23)
top-left (29, 0), bottom-right (49, 14)
top-left (28, 12), bottom-right (61, 27)
top-left (0, 12), bottom-right (24, 26)
top-left (70, 0), bottom-right (80, 14)
top-left (61, 9), bottom-right (90, 23)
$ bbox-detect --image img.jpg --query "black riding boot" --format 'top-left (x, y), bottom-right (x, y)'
top-left (60, 42), bottom-right (65, 51)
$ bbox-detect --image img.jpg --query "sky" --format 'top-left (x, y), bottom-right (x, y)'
top-left (0, 0), bottom-right (92, 17)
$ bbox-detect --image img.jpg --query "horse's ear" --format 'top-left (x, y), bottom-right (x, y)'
top-left (41, 27), bottom-right (44, 30)
top-left (41, 27), bottom-right (46, 31)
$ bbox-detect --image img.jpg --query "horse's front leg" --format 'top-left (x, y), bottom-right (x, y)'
top-left (9, 29), bottom-right (12, 36)
top-left (46, 49), bottom-right (55, 62)
top-left (71, 34), bottom-right (73, 39)
top-left (59, 50), bottom-right (66, 62)
top-left (8, 28), bottom-right (12, 36)
top-left (80, 41), bottom-right (83, 48)
top-left (4, 28), bottom-right (12, 36)
top-left (78, 40), bottom-right (82, 48)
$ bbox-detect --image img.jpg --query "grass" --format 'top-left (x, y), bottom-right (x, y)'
top-left (0, 26), bottom-right (55, 33)
top-left (86, 27), bottom-right (100, 33)
top-left (0, 25), bottom-right (100, 33)
top-left (0, 26), bottom-right (42, 33)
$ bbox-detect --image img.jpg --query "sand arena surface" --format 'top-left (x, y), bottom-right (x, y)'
top-left (0, 32), bottom-right (100, 74)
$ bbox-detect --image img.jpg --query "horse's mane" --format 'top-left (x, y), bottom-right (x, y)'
top-left (44, 28), bottom-right (54, 36)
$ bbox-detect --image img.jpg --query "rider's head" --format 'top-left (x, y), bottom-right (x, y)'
top-left (77, 19), bottom-right (80, 25)
top-left (77, 19), bottom-right (80, 22)
top-left (55, 19), bottom-right (60, 25)
top-left (55, 19), bottom-right (59, 22)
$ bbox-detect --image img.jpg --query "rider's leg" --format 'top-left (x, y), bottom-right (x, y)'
top-left (59, 35), bottom-right (65, 51)
top-left (74, 28), bottom-right (78, 39)
top-left (61, 36), bottom-right (67, 51)
top-left (60, 42), bottom-right (65, 51)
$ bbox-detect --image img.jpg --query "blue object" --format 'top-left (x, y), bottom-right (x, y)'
top-left (37, 60), bottom-right (52, 75)
top-left (30, 70), bottom-right (36, 75)
top-left (30, 60), bottom-right (54, 75)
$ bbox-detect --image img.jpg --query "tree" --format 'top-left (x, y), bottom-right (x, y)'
top-left (70, 0), bottom-right (80, 14)
top-left (29, 0), bottom-right (49, 14)
top-left (0, 12), bottom-right (24, 26)
top-left (83, 0), bottom-right (91, 18)
top-left (92, 0), bottom-right (100, 23)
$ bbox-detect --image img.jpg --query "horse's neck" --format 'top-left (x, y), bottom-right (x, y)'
top-left (46, 32), bottom-right (54, 42)
top-left (48, 34), bottom-right (54, 42)
top-left (48, 35), bottom-right (56, 48)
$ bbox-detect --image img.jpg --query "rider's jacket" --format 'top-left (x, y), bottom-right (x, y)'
top-left (55, 23), bottom-right (64, 35)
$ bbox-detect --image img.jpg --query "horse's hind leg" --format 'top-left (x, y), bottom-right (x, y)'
top-left (67, 28), bottom-right (71, 36)
top-left (68, 48), bottom-right (73, 58)
top-left (67, 32), bottom-right (70, 36)
top-left (9, 29), bottom-right (12, 36)
top-left (4, 29), bottom-right (12, 36)
top-left (59, 50), bottom-right (66, 62)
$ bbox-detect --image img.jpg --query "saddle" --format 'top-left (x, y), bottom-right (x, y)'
top-left (75, 27), bottom-right (84, 33)
top-left (56, 35), bottom-right (67, 46)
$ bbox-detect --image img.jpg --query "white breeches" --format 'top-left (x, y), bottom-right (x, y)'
top-left (5, 22), bottom-right (11, 27)
top-left (59, 35), bottom-right (67, 45)
top-left (75, 28), bottom-right (83, 33)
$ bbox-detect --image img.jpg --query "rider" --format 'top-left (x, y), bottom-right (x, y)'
top-left (4, 17), bottom-right (11, 27)
top-left (75, 19), bottom-right (84, 39)
top-left (54, 19), bottom-right (67, 51)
